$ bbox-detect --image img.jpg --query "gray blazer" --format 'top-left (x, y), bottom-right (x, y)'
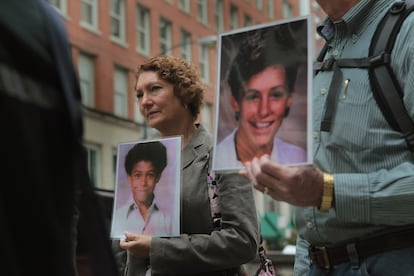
top-left (124, 124), bottom-right (260, 276)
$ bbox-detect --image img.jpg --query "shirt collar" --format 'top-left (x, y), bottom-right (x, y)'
top-left (317, 0), bottom-right (390, 42)
top-left (127, 197), bottom-right (159, 217)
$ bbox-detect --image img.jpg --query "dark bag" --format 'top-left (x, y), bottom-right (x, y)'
top-left (207, 170), bottom-right (276, 276)
top-left (253, 239), bottom-right (276, 276)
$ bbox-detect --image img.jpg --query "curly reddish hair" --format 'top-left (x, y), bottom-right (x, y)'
top-left (135, 55), bottom-right (205, 121)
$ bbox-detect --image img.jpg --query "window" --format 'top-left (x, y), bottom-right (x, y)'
top-left (110, 0), bottom-right (126, 41)
top-left (180, 29), bottom-right (192, 61)
top-left (283, 0), bottom-right (293, 18)
top-left (48, 0), bottom-right (67, 15)
top-left (199, 44), bottom-right (209, 83)
top-left (178, 0), bottom-right (190, 13)
top-left (78, 52), bottom-right (95, 107)
top-left (230, 5), bottom-right (239, 30)
top-left (267, 0), bottom-right (274, 19)
top-left (85, 143), bottom-right (101, 188)
top-left (159, 18), bottom-right (172, 55)
top-left (201, 103), bottom-right (212, 132)
top-left (136, 5), bottom-right (150, 55)
top-left (299, 0), bottom-right (310, 15)
top-left (197, 0), bottom-right (208, 25)
top-left (244, 14), bottom-right (252, 27)
top-left (256, 0), bottom-right (263, 11)
top-left (214, 0), bottom-right (224, 33)
top-left (81, 0), bottom-right (98, 30)
top-left (114, 66), bottom-right (128, 118)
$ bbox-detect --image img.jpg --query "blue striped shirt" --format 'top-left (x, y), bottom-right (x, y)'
top-left (294, 0), bottom-right (414, 274)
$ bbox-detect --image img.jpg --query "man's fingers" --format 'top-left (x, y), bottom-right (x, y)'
top-left (243, 162), bottom-right (259, 188)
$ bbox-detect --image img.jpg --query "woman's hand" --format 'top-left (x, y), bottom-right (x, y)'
top-left (119, 232), bottom-right (152, 257)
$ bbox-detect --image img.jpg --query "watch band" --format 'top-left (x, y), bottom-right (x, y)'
top-left (319, 173), bottom-right (334, 212)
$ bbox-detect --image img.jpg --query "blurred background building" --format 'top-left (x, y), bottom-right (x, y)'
top-left (48, 0), bottom-right (326, 274)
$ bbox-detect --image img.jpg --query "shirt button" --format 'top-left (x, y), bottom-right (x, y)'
top-left (351, 34), bottom-right (358, 41)
top-left (332, 49), bottom-right (339, 56)
top-left (306, 221), bottom-right (314, 229)
top-left (321, 88), bottom-right (327, 95)
top-left (313, 131), bottom-right (319, 139)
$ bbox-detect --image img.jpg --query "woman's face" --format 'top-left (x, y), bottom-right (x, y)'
top-left (135, 71), bottom-right (187, 134)
top-left (127, 160), bottom-right (160, 206)
top-left (233, 65), bottom-right (293, 149)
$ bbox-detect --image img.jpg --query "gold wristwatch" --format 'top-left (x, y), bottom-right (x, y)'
top-left (319, 173), bottom-right (334, 212)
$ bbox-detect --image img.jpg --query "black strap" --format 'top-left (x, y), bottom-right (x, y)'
top-left (368, 0), bottom-right (414, 151)
top-left (315, 56), bottom-right (372, 73)
top-left (320, 62), bottom-right (343, 132)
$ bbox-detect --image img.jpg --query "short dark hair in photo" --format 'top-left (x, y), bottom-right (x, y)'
top-left (227, 19), bottom-right (307, 102)
top-left (124, 141), bottom-right (168, 177)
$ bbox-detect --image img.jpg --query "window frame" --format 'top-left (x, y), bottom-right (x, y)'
top-left (159, 18), bottom-right (172, 55)
top-left (113, 66), bottom-right (129, 118)
top-left (178, 0), bottom-right (190, 13)
top-left (80, 0), bottom-right (99, 31)
top-left (48, 0), bottom-right (67, 16)
top-left (180, 29), bottom-right (192, 61)
top-left (85, 143), bottom-right (101, 188)
top-left (214, 0), bottom-right (224, 33)
top-left (197, 0), bottom-right (208, 25)
top-left (136, 4), bottom-right (150, 55)
top-left (110, 0), bottom-right (126, 42)
top-left (199, 44), bottom-right (209, 83)
top-left (230, 5), bottom-right (239, 30)
top-left (78, 52), bottom-right (95, 108)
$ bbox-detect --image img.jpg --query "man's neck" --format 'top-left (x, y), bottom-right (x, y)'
top-left (317, 0), bottom-right (361, 21)
top-left (235, 131), bottom-right (273, 164)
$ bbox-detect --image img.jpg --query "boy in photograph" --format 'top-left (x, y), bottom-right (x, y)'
top-left (215, 20), bottom-right (308, 170)
top-left (112, 141), bottom-right (171, 238)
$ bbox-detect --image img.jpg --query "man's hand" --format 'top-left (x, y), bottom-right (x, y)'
top-left (240, 154), bottom-right (324, 208)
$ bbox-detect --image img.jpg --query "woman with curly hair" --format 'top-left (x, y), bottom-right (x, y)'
top-left (114, 55), bottom-right (259, 276)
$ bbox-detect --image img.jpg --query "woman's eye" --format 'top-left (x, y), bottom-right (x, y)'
top-left (151, 85), bottom-right (161, 92)
top-left (136, 93), bottom-right (143, 100)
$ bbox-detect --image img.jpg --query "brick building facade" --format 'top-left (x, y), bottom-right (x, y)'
top-left (50, 0), bottom-right (304, 192)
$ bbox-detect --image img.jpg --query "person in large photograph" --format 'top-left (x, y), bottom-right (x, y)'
top-left (112, 141), bottom-right (172, 238)
top-left (112, 55), bottom-right (259, 276)
top-left (214, 20), bottom-right (308, 171)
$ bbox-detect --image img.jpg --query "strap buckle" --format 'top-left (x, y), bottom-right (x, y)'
top-left (309, 246), bottom-right (331, 269)
top-left (404, 131), bottom-right (414, 152)
top-left (369, 52), bottom-right (390, 67)
top-left (320, 57), bottom-right (335, 71)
